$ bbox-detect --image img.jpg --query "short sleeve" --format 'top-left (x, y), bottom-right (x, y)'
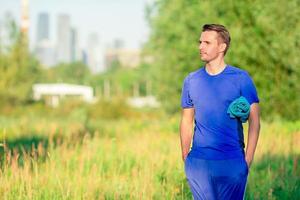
top-left (240, 72), bottom-right (260, 105)
top-left (181, 75), bottom-right (194, 108)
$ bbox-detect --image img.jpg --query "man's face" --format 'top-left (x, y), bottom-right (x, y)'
top-left (199, 31), bottom-right (225, 62)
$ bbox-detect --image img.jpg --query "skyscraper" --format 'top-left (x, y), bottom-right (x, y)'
top-left (36, 13), bottom-right (49, 43)
top-left (35, 12), bottom-right (56, 67)
top-left (35, 40), bottom-right (56, 67)
top-left (86, 33), bottom-right (105, 73)
top-left (71, 27), bottom-right (80, 62)
top-left (56, 14), bottom-right (71, 63)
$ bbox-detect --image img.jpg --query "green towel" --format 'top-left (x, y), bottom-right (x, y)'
top-left (227, 96), bottom-right (250, 123)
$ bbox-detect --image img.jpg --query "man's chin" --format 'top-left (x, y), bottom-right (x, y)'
top-left (199, 56), bottom-right (208, 62)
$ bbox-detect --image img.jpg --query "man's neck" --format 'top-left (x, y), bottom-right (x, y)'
top-left (205, 58), bottom-right (227, 75)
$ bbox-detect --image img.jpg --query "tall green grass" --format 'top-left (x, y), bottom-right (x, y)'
top-left (0, 110), bottom-right (299, 199)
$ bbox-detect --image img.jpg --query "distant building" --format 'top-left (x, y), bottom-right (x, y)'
top-left (35, 13), bottom-right (56, 67)
top-left (81, 50), bottom-right (88, 66)
top-left (105, 48), bottom-right (141, 69)
top-left (36, 13), bottom-right (49, 43)
top-left (56, 14), bottom-right (71, 63)
top-left (32, 83), bottom-right (94, 107)
top-left (86, 33), bottom-right (105, 73)
top-left (113, 39), bottom-right (124, 49)
top-left (35, 39), bottom-right (56, 67)
top-left (71, 27), bottom-right (80, 62)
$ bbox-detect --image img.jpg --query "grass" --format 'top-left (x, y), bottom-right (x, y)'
top-left (0, 110), bottom-right (299, 199)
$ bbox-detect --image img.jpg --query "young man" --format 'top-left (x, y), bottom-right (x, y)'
top-left (180, 24), bottom-right (260, 200)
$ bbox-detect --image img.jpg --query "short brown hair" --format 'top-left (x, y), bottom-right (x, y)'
top-left (202, 24), bottom-right (231, 55)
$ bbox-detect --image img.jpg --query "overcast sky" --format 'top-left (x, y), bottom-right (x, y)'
top-left (0, 0), bottom-right (151, 50)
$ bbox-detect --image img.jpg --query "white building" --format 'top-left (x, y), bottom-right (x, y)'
top-left (32, 83), bottom-right (94, 107)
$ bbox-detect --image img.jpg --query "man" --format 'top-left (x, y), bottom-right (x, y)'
top-left (180, 24), bottom-right (260, 200)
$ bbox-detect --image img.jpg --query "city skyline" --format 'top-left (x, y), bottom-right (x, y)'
top-left (36, 12), bottom-right (49, 43)
top-left (0, 0), bottom-right (150, 50)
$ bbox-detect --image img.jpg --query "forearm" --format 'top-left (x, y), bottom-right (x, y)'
top-left (180, 121), bottom-right (193, 160)
top-left (245, 120), bottom-right (260, 164)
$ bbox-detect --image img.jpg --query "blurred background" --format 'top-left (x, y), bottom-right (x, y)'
top-left (0, 0), bottom-right (299, 199)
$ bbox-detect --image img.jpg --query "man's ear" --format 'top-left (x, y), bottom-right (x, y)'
top-left (219, 43), bottom-right (227, 53)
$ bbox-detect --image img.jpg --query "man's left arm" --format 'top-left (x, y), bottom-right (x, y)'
top-left (245, 103), bottom-right (261, 168)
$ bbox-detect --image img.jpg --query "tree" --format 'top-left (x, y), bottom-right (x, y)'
top-left (146, 0), bottom-right (300, 120)
top-left (0, 17), bottom-right (41, 105)
top-left (42, 62), bottom-right (92, 85)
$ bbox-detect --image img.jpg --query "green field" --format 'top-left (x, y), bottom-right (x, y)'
top-left (0, 108), bottom-right (299, 199)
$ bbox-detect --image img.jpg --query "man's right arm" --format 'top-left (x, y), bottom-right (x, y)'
top-left (180, 108), bottom-right (195, 161)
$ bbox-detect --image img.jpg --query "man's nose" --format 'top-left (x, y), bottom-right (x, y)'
top-left (199, 43), bottom-right (203, 50)
top-left (199, 42), bottom-right (204, 49)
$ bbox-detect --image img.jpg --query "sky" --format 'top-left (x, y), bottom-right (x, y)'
top-left (0, 0), bottom-right (151, 50)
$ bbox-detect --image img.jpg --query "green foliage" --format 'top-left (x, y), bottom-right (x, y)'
top-left (88, 97), bottom-right (140, 120)
top-left (0, 15), bottom-right (153, 111)
top-left (40, 61), bottom-right (92, 85)
top-left (146, 0), bottom-right (300, 120)
top-left (246, 154), bottom-right (300, 199)
top-left (91, 63), bottom-right (152, 97)
top-left (0, 18), bottom-right (41, 106)
top-left (0, 114), bottom-right (299, 199)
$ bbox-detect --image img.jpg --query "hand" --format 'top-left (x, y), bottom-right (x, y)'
top-left (182, 153), bottom-right (188, 162)
top-left (245, 156), bottom-right (253, 169)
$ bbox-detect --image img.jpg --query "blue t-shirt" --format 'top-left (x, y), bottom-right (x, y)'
top-left (181, 65), bottom-right (259, 160)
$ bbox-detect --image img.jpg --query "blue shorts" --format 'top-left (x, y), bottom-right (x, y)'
top-left (184, 155), bottom-right (249, 200)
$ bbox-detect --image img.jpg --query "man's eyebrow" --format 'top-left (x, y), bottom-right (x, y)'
top-left (199, 40), bottom-right (210, 43)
